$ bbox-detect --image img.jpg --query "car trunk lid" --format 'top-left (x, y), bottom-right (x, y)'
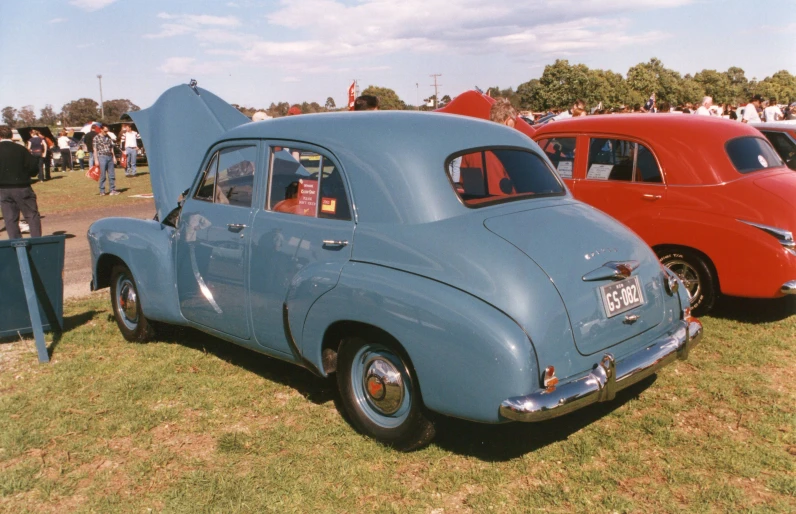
top-left (484, 202), bottom-right (667, 356)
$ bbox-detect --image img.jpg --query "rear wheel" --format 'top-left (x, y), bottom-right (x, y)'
top-left (657, 248), bottom-right (716, 316)
top-left (110, 264), bottom-right (155, 342)
top-left (337, 336), bottom-right (435, 451)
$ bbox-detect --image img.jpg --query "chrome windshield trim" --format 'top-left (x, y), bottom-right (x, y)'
top-left (738, 219), bottom-right (795, 248)
top-left (499, 317), bottom-right (702, 422)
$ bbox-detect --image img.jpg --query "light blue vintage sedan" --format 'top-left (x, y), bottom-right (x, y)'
top-left (88, 84), bottom-right (702, 450)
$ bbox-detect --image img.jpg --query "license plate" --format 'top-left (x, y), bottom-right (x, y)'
top-left (600, 276), bottom-right (645, 318)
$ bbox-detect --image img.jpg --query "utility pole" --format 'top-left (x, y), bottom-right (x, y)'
top-left (430, 74), bottom-right (442, 108)
top-left (97, 74), bottom-right (104, 120)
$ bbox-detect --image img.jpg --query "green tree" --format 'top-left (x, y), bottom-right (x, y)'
top-left (61, 98), bottom-right (99, 125)
top-left (530, 59), bottom-right (593, 109)
top-left (588, 69), bottom-right (632, 109)
top-left (2, 106), bottom-right (17, 127)
top-left (325, 97), bottom-right (336, 110)
top-left (361, 85), bottom-right (406, 110)
top-left (39, 104), bottom-right (57, 126)
top-left (18, 106), bottom-right (36, 127)
top-left (102, 99), bottom-right (140, 122)
top-left (693, 69), bottom-right (733, 104)
top-left (679, 76), bottom-right (706, 105)
top-left (267, 102), bottom-right (290, 117)
top-left (626, 58), bottom-right (682, 104)
top-left (724, 66), bottom-right (749, 102)
top-left (754, 70), bottom-right (796, 103)
top-left (516, 79), bottom-right (541, 110)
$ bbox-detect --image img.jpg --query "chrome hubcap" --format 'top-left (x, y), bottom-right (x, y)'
top-left (117, 278), bottom-right (139, 327)
top-left (362, 356), bottom-right (404, 415)
top-left (665, 259), bottom-right (700, 303)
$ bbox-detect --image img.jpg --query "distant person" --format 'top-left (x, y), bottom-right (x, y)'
top-left (0, 125), bottom-right (42, 239)
top-left (57, 130), bottom-right (73, 171)
top-left (122, 125), bottom-right (139, 177)
top-left (75, 144), bottom-right (86, 170)
top-left (27, 129), bottom-right (47, 181)
top-left (763, 99), bottom-right (783, 122)
top-left (742, 95), bottom-right (763, 123)
top-left (92, 124), bottom-right (119, 196)
top-left (551, 99), bottom-right (586, 121)
top-left (787, 102), bottom-right (796, 120)
top-left (354, 95), bottom-right (379, 111)
top-left (657, 100), bottom-right (671, 113)
top-left (84, 123), bottom-right (100, 167)
top-left (696, 96), bottom-right (714, 116)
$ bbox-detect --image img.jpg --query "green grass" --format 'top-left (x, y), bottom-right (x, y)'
top-left (1, 297), bottom-right (794, 512)
top-left (33, 166), bottom-right (153, 214)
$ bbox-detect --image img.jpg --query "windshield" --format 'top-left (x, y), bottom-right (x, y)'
top-left (725, 136), bottom-right (784, 174)
top-left (447, 148), bottom-right (565, 207)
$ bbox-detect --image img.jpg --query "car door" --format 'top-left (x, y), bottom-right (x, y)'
top-left (571, 135), bottom-right (667, 241)
top-left (175, 142), bottom-right (260, 340)
top-left (249, 143), bottom-right (355, 356)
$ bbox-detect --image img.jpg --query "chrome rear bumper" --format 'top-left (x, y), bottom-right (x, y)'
top-left (499, 317), bottom-right (703, 422)
top-left (781, 281), bottom-right (796, 295)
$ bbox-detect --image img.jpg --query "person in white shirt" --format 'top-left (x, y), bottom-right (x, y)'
top-left (551, 99), bottom-right (587, 121)
top-left (763, 99), bottom-right (783, 122)
top-left (57, 130), bottom-right (73, 171)
top-left (696, 96), bottom-right (714, 116)
top-left (742, 95), bottom-right (763, 123)
top-left (122, 125), bottom-right (139, 177)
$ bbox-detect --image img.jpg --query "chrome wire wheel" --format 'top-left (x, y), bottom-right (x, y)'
top-left (349, 344), bottom-right (412, 428)
top-left (115, 274), bottom-right (139, 331)
top-left (664, 258), bottom-right (701, 303)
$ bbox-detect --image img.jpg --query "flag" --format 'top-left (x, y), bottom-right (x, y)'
top-left (347, 81), bottom-right (356, 110)
top-left (644, 92), bottom-right (656, 111)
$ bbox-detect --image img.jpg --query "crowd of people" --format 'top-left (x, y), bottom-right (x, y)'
top-left (532, 94), bottom-right (795, 124)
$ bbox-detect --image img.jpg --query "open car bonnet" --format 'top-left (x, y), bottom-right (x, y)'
top-left (130, 83), bottom-right (250, 221)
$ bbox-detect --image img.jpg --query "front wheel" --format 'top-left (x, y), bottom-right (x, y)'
top-left (337, 336), bottom-right (435, 451)
top-left (110, 264), bottom-right (155, 342)
top-left (657, 248), bottom-right (716, 316)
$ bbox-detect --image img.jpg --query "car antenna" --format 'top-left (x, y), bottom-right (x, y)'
top-left (189, 79), bottom-right (200, 95)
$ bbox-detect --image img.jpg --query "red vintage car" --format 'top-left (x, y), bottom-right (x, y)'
top-left (438, 92), bottom-right (796, 315)
top-left (533, 115), bottom-right (795, 314)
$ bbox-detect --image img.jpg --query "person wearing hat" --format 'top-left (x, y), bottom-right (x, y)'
top-left (742, 94), bottom-right (763, 123)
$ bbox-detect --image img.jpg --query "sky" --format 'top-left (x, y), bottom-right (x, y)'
top-left (0, 0), bottom-right (794, 113)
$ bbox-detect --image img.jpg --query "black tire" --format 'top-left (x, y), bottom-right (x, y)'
top-left (110, 264), bottom-right (156, 342)
top-left (657, 248), bottom-right (716, 316)
top-left (336, 336), bottom-right (435, 451)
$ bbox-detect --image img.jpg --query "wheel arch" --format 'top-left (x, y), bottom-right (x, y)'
top-left (652, 243), bottom-right (721, 294)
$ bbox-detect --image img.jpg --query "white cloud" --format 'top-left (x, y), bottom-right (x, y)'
top-left (158, 57), bottom-right (230, 75)
top-left (48, 18), bottom-right (67, 24)
top-left (144, 12), bottom-right (241, 39)
top-left (156, 1), bottom-right (691, 79)
top-left (69, 0), bottom-right (117, 12)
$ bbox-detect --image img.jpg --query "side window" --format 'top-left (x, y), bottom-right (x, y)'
top-left (216, 145), bottom-right (257, 207)
top-left (586, 138), bottom-right (662, 183)
top-left (194, 152), bottom-right (219, 201)
top-left (268, 147), bottom-right (351, 220)
top-left (536, 137), bottom-right (576, 178)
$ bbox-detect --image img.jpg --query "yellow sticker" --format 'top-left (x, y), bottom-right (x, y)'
top-left (321, 198), bottom-right (337, 213)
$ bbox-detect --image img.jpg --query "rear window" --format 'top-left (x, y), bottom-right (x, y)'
top-left (725, 137), bottom-right (784, 174)
top-left (447, 148), bottom-right (565, 207)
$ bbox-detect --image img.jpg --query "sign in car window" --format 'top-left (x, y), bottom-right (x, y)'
top-left (587, 164), bottom-right (614, 180)
top-left (557, 161), bottom-right (573, 178)
top-left (297, 178), bottom-right (318, 216)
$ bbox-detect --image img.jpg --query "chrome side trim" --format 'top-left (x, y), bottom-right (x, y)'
top-left (781, 281), bottom-right (796, 295)
top-left (499, 317), bottom-right (703, 422)
top-left (738, 220), bottom-right (795, 250)
top-left (582, 260), bottom-right (640, 282)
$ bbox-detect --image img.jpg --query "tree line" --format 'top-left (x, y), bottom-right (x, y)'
top-left (4, 58), bottom-right (794, 128)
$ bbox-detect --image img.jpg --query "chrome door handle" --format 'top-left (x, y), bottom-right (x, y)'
top-left (227, 224), bottom-right (247, 233)
top-left (642, 194), bottom-right (662, 200)
top-left (322, 239), bottom-right (349, 248)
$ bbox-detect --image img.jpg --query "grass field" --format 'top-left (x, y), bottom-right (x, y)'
top-left (33, 166), bottom-right (153, 214)
top-left (1, 295), bottom-right (794, 513)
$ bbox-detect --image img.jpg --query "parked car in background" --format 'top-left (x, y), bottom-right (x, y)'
top-left (16, 126), bottom-right (81, 168)
top-left (87, 84), bottom-right (700, 450)
top-left (534, 115), bottom-right (796, 314)
top-left (435, 90), bottom-right (537, 138)
top-left (752, 122), bottom-right (796, 170)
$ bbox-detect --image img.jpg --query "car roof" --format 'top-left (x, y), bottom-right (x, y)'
top-left (223, 111), bottom-right (539, 224)
top-left (751, 122), bottom-right (796, 132)
top-left (534, 114), bottom-right (772, 185)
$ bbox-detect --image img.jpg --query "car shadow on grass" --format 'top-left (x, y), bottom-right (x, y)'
top-left (147, 324), bottom-right (335, 405)
top-left (708, 295), bottom-right (796, 323)
top-left (429, 375), bottom-right (658, 461)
